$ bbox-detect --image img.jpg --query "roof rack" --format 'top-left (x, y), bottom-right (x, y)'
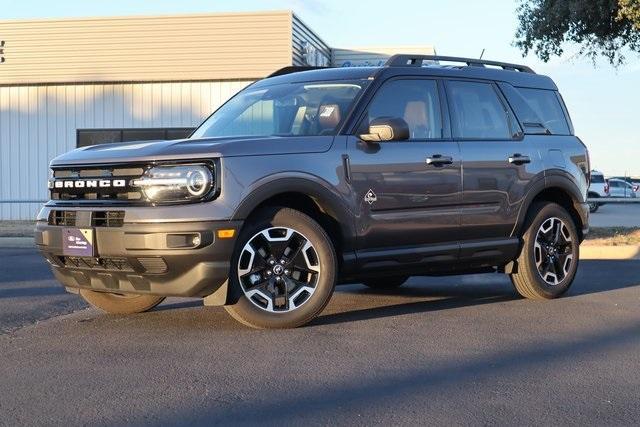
top-left (385, 55), bottom-right (535, 74)
top-left (268, 66), bottom-right (330, 78)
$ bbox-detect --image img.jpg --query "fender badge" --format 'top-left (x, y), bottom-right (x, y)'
top-left (364, 189), bottom-right (377, 205)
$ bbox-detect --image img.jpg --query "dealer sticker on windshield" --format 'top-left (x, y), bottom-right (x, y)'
top-left (62, 228), bottom-right (95, 257)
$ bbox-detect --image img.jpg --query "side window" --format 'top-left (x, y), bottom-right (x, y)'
top-left (363, 79), bottom-right (443, 140)
top-left (447, 81), bottom-right (511, 140)
top-left (516, 87), bottom-right (571, 135)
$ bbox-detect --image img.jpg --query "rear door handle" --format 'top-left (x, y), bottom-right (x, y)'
top-left (426, 155), bottom-right (453, 166)
top-left (508, 154), bottom-right (531, 165)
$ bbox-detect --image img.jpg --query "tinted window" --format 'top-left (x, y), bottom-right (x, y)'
top-left (516, 88), bottom-right (570, 135)
top-left (191, 81), bottom-right (366, 139)
top-left (591, 174), bottom-right (605, 183)
top-left (364, 79), bottom-right (443, 139)
top-left (447, 81), bottom-right (511, 139)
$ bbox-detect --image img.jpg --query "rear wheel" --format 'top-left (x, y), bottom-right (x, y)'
top-left (362, 276), bottom-right (409, 290)
top-left (510, 202), bottom-right (579, 299)
top-left (79, 289), bottom-right (165, 314)
top-left (224, 207), bottom-right (337, 329)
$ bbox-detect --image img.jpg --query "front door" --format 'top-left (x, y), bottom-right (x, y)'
top-left (347, 78), bottom-right (462, 270)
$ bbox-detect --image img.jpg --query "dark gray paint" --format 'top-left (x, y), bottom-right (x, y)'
top-left (40, 64), bottom-right (590, 297)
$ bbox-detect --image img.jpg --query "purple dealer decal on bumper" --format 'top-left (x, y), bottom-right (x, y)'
top-left (62, 228), bottom-right (95, 257)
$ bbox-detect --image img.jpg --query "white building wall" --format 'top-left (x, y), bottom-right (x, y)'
top-left (0, 80), bottom-right (253, 220)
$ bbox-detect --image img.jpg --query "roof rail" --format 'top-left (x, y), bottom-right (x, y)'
top-left (268, 66), bottom-right (330, 78)
top-left (385, 54), bottom-right (535, 74)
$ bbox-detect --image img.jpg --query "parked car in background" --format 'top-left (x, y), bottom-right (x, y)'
top-left (609, 176), bottom-right (640, 186)
top-left (587, 170), bottom-right (609, 213)
top-left (607, 178), bottom-right (638, 198)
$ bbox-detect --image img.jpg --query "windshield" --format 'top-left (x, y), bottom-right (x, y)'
top-left (190, 80), bottom-right (367, 139)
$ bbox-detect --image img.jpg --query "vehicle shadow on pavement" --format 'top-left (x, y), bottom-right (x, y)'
top-left (314, 260), bottom-right (639, 327)
top-left (314, 294), bottom-right (516, 326)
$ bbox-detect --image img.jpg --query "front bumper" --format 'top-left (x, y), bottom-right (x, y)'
top-left (35, 218), bottom-right (242, 298)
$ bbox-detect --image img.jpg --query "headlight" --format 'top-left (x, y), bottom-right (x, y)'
top-left (132, 164), bottom-right (214, 203)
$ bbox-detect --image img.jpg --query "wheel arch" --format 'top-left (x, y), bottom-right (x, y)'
top-left (231, 176), bottom-right (356, 259)
top-left (515, 174), bottom-right (587, 241)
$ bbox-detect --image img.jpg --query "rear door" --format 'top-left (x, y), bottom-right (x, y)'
top-left (346, 78), bottom-right (462, 268)
top-left (445, 79), bottom-right (543, 253)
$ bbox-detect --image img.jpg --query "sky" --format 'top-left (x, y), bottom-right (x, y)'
top-left (2, 0), bottom-right (639, 176)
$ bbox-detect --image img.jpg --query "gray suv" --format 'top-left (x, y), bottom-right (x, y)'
top-left (36, 55), bottom-right (590, 328)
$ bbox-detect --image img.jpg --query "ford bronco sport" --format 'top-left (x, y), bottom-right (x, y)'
top-left (36, 55), bottom-right (590, 328)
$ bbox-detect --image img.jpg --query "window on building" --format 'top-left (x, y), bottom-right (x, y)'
top-left (362, 79), bottom-right (443, 140)
top-left (77, 128), bottom-right (194, 148)
top-left (447, 81), bottom-right (512, 140)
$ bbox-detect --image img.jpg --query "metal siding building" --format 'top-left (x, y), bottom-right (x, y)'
top-left (0, 11), bottom-right (431, 219)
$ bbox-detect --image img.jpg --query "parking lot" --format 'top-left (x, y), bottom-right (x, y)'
top-left (1, 246), bottom-right (639, 425)
top-left (590, 204), bottom-right (640, 227)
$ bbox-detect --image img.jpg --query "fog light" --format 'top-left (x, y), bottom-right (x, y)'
top-left (167, 233), bottom-right (202, 248)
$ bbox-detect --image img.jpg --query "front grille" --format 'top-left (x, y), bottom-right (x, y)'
top-left (50, 165), bottom-right (146, 204)
top-left (58, 256), bottom-right (167, 274)
top-left (62, 256), bottom-right (135, 272)
top-left (49, 210), bottom-right (77, 226)
top-left (137, 257), bottom-right (168, 274)
top-left (92, 211), bottom-right (125, 227)
top-left (48, 210), bottom-right (125, 227)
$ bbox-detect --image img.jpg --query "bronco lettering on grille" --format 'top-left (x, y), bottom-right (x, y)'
top-left (48, 179), bottom-right (127, 189)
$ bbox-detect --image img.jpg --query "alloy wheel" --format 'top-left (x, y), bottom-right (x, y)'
top-left (533, 217), bottom-right (574, 286)
top-left (237, 227), bottom-right (321, 313)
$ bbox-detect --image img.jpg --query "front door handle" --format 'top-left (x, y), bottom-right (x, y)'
top-left (508, 154), bottom-right (531, 165)
top-left (426, 155), bottom-right (453, 166)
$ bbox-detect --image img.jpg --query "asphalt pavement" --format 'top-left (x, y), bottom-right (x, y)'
top-left (590, 204), bottom-right (640, 227)
top-left (0, 248), bottom-right (639, 426)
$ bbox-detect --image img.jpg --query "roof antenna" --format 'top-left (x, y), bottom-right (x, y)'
top-left (479, 48), bottom-right (485, 59)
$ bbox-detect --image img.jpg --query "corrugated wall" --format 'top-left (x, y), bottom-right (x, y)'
top-left (0, 11), bottom-right (292, 84)
top-left (291, 15), bottom-right (331, 66)
top-left (0, 80), bottom-right (253, 220)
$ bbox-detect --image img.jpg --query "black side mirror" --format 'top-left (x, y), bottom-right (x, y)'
top-left (359, 117), bottom-right (410, 143)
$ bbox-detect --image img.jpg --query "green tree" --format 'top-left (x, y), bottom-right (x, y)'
top-left (515, 0), bottom-right (640, 65)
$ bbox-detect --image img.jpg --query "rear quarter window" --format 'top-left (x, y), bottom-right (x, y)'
top-left (500, 84), bottom-right (571, 135)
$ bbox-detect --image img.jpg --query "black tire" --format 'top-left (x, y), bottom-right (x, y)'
top-left (79, 289), bottom-right (165, 314)
top-left (362, 276), bottom-right (409, 290)
top-left (587, 193), bottom-right (599, 213)
top-left (510, 202), bottom-right (580, 300)
top-left (224, 207), bottom-right (337, 329)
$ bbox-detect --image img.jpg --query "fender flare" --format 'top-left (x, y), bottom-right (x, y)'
top-left (513, 171), bottom-right (587, 236)
top-left (231, 174), bottom-right (356, 248)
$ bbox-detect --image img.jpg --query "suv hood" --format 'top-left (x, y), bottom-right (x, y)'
top-left (50, 135), bottom-right (334, 166)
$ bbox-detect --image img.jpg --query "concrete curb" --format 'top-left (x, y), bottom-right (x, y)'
top-left (0, 237), bottom-right (35, 248)
top-left (580, 245), bottom-right (640, 260)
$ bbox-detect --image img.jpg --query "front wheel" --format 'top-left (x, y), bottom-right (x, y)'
top-left (510, 202), bottom-right (580, 299)
top-left (79, 289), bottom-right (165, 314)
top-left (224, 207), bottom-right (337, 329)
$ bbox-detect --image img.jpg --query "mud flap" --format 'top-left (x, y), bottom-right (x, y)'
top-left (203, 280), bottom-right (230, 306)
